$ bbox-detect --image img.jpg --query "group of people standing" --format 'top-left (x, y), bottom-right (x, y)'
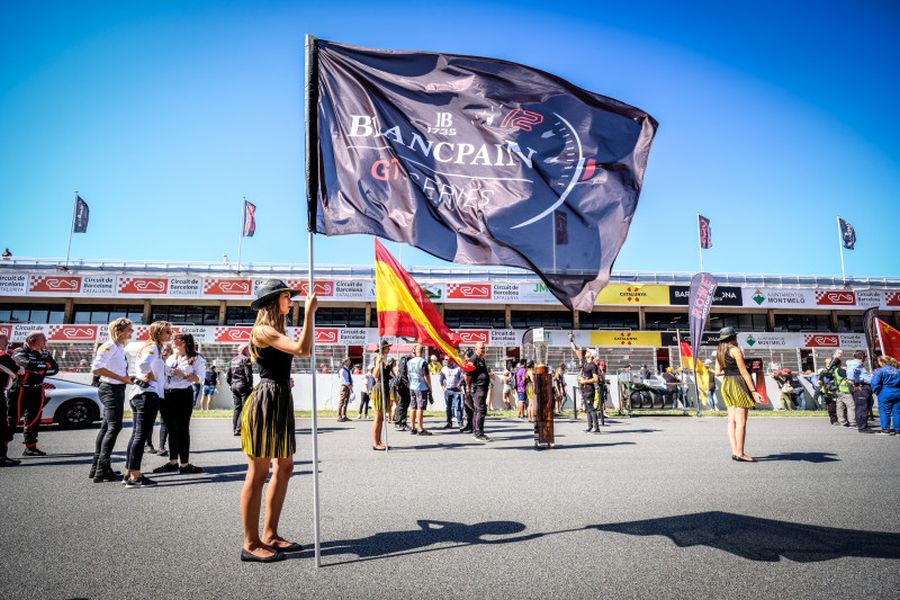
top-left (87, 318), bottom-right (207, 486)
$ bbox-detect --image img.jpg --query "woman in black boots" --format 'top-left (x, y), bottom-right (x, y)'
top-left (89, 318), bottom-right (134, 482)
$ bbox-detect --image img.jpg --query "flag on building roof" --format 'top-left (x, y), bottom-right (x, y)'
top-left (308, 38), bottom-right (658, 312)
top-left (374, 239), bottom-right (470, 369)
top-left (73, 195), bottom-right (90, 233)
top-left (242, 199), bottom-right (257, 237)
top-left (875, 318), bottom-right (900, 361)
top-left (838, 217), bottom-right (856, 250)
top-left (698, 215), bottom-right (712, 249)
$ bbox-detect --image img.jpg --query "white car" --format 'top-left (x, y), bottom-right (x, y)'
top-left (28, 378), bottom-right (103, 429)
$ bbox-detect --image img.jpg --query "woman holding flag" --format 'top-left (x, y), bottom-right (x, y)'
top-left (370, 339), bottom-right (392, 451)
top-left (714, 327), bottom-right (763, 462)
top-left (239, 279), bottom-right (317, 563)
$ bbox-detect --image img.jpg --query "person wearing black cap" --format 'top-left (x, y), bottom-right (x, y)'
top-left (239, 279), bottom-right (317, 563)
top-left (370, 339), bottom-right (393, 450)
top-left (713, 327), bottom-right (763, 462)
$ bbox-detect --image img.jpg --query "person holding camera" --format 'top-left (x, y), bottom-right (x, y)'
top-left (570, 334), bottom-right (600, 432)
top-left (89, 318), bottom-right (135, 482)
top-left (9, 332), bottom-right (59, 456)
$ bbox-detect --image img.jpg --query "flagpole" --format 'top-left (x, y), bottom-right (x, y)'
top-left (237, 197), bottom-right (246, 274)
top-left (64, 192), bottom-right (78, 269)
top-left (877, 319), bottom-right (887, 356)
top-left (304, 32), bottom-right (323, 570)
top-left (836, 216), bottom-right (846, 280)
top-left (696, 212), bottom-right (704, 273)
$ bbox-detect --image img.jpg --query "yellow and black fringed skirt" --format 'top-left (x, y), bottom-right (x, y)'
top-left (721, 375), bottom-right (756, 409)
top-left (240, 379), bottom-right (296, 458)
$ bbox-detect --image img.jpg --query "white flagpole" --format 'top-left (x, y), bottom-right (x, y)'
top-left (836, 216), bottom-right (846, 280)
top-left (236, 198), bottom-right (246, 274)
top-left (304, 33), bottom-right (322, 569)
top-left (876, 318), bottom-right (887, 356)
top-left (64, 192), bottom-right (78, 269)
top-left (697, 212), bottom-right (704, 273)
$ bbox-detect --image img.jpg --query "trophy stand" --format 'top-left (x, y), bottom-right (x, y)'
top-left (527, 328), bottom-right (555, 449)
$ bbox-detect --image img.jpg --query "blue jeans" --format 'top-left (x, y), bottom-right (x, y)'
top-left (878, 396), bottom-right (900, 431)
top-left (517, 391), bottom-right (528, 410)
top-left (707, 390), bottom-right (717, 410)
top-left (444, 389), bottom-right (463, 426)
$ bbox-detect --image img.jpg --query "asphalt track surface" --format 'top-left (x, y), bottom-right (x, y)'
top-left (1, 413), bottom-right (898, 600)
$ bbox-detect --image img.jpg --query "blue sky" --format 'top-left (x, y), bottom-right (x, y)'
top-left (1, 0), bottom-right (898, 277)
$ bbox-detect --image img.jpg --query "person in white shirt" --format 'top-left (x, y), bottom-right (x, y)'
top-left (89, 318), bottom-right (135, 483)
top-left (123, 321), bottom-right (172, 488)
top-left (153, 333), bottom-right (205, 475)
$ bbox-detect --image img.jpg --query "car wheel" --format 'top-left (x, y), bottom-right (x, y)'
top-left (55, 398), bottom-right (100, 429)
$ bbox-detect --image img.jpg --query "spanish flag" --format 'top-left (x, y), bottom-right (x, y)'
top-left (680, 341), bottom-right (710, 392)
top-left (375, 239), bottom-right (469, 369)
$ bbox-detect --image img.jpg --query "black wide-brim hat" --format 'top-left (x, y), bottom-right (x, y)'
top-left (251, 279), bottom-right (300, 311)
top-left (714, 326), bottom-right (738, 342)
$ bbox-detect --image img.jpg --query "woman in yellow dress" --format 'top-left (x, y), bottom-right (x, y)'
top-left (370, 340), bottom-right (392, 451)
top-left (714, 327), bottom-right (763, 462)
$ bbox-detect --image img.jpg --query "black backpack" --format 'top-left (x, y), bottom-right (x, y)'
top-left (391, 356), bottom-right (410, 390)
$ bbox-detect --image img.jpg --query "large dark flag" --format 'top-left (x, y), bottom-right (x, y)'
top-left (308, 39), bottom-right (658, 312)
top-left (838, 217), bottom-right (856, 250)
top-left (688, 272), bottom-right (718, 366)
top-left (242, 199), bottom-right (257, 237)
top-left (698, 214), bottom-right (712, 249)
top-left (73, 195), bottom-right (89, 233)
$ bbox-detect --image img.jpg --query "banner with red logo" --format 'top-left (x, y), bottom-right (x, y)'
top-left (203, 278), bottom-right (253, 297)
top-left (118, 277), bottom-right (169, 295)
top-left (446, 283), bottom-right (492, 302)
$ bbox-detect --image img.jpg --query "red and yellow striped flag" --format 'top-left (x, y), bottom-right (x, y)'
top-left (375, 239), bottom-right (469, 369)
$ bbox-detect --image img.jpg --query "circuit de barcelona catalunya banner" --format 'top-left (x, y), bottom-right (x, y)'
top-left (309, 39), bottom-right (658, 312)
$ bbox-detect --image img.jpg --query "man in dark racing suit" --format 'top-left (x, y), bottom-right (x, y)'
top-left (0, 333), bottom-right (24, 466)
top-left (9, 332), bottom-right (59, 456)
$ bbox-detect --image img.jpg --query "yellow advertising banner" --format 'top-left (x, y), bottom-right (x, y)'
top-left (595, 284), bottom-right (671, 305)
top-left (590, 331), bottom-right (663, 347)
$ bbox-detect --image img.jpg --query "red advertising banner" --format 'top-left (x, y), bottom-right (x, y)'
top-left (885, 292), bottom-right (900, 307)
top-left (214, 327), bottom-right (252, 343)
top-left (446, 283), bottom-right (492, 300)
top-left (803, 333), bottom-right (841, 347)
top-left (203, 279), bottom-right (253, 296)
top-left (30, 275), bottom-right (82, 294)
top-left (814, 290), bottom-right (856, 306)
top-left (0, 324), bottom-right (13, 339)
top-left (314, 328), bottom-right (339, 344)
top-left (457, 330), bottom-right (489, 344)
top-left (289, 281), bottom-right (335, 297)
top-left (46, 325), bottom-right (98, 342)
top-left (118, 277), bottom-right (169, 295)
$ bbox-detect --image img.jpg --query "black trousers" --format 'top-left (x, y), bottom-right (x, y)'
top-left (160, 387), bottom-right (194, 464)
top-left (852, 384), bottom-right (872, 430)
top-left (126, 392), bottom-right (160, 471)
top-left (8, 385), bottom-right (45, 447)
top-left (94, 383), bottom-right (126, 462)
top-left (394, 386), bottom-right (410, 425)
top-left (358, 392), bottom-right (370, 417)
top-left (231, 386), bottom-right (251, 434)
top-left (470, 386), bottom-right (488, 436)
top-left (825, 398), bottom-right (838, 424)
top-left (583, 390), bottom-right (600, 430)
top-left (0, 390), bottom-right (9, 458)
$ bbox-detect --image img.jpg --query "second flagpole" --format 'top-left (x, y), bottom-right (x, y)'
top-left (304, 32), bottom-right (323, 569)
top-left (836, 216), bottom-right (846, 281)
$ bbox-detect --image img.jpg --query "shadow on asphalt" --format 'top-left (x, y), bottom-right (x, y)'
top-left (496, 441), bottom-right (637, 451)
top-left (297, 519), bottom-right (546, 566)
top-left (753, 452), bottom-right (839, 463)
top-left (591, 511), bottom-right (900, 562)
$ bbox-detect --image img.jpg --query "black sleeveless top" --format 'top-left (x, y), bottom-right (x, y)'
top-left (256, 345), bottom-right (293, 383)
top-left (723, 350), bottom-right (741, 377)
